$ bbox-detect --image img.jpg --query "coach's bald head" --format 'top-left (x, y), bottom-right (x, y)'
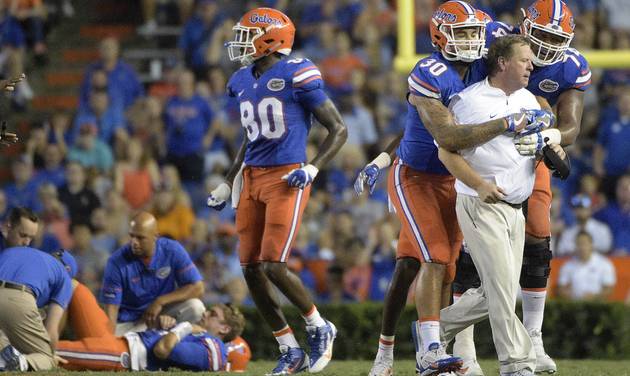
top-left (129, 211), bottom-right (159, 258)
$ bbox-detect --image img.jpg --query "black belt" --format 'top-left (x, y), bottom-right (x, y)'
top-left (500, 200), bottom-right (523, 209)
top-left (0, 280), bottom-right (34, 297)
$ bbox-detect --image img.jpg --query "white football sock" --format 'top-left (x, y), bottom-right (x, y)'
top-left (419, 320), bottom-right (440, 352)
top-left (302, 305), bottom-right (326, 327)
top-left (522, 289), bottom-right (546, 333)
top-left (273, 326), bottom-right (300, 349)
top-left (375, 334), bottom-right (394, 361)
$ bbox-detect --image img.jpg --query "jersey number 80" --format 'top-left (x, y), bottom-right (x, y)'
top-left (240, 97), bottom-right (286, 141)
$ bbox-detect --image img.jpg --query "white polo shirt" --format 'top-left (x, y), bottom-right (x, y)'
top-left (449, 78), bottom-right (539, 204)
top-left (558, 253), bottom-right (616, 300)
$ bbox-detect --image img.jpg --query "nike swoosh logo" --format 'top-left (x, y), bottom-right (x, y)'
top-left (490, 113), bottom-right (498, 118)
top-left (238, 90), bottom-right (244, 97)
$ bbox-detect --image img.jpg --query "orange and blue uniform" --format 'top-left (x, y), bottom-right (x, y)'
top-left (227, 57), bottom-right (329, 264)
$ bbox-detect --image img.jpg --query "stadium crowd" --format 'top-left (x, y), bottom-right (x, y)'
top-left (0, 0), bottom-right (629, 309)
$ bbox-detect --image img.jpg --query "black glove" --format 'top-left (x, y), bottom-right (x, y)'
top-left (542, 144), bottom-right (571, 180)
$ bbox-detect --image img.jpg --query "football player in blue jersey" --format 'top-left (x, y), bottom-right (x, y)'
top-left (207, 7), bottom-right (347, 375)
top-left (56, 303), bottom-right (245, 372)
top-left (451, 1), bottom-right (590, 374)
top-left (354, 2), bottom-right (548, 375)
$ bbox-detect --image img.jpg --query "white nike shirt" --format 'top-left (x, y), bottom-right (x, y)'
top-left (449, 78), bottom-right (539, 204)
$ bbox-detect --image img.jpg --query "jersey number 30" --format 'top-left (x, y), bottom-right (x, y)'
top-left (240, 98), bottom-right (286, 141)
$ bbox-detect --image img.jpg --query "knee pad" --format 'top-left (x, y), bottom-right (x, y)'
top-left (519, 239), bottom-right (552, 289)
top-left (452, 249), bottom-right (481, 295)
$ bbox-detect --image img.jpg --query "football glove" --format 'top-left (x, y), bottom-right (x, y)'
top-left (354, 152), bottom-right (392, 195)
top-left (207, 183), bottom-right (231, 211)
top-left (505, 112), bottom-right (527, 133)
top-left (520, 109), bottom-right (555, 136)
top-left (514, 128), bottom-right (561, 156)
top-left (281, 164), bottom-right (319, 189)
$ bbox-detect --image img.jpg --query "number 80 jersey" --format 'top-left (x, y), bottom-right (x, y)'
top-left (226, 57), bottom-right (327, 167)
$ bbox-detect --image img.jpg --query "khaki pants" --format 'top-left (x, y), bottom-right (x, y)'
top-left (0, 288), bottom-right (56, 371)
top-left (440, 194), bottom-right (535, 375)
top-left (114, 298), bottom-right (205, 336)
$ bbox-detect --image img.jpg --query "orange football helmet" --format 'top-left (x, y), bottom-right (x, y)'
top-left (477, 9), bottom-right (493, 24)
top-left (430, 1), bottom-right (487, 62)
top-left (520, 0), bottom-right (575, 66)
top-left (227, 7), bottom-right (295, 65)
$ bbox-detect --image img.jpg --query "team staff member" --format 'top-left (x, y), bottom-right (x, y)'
top-left (0, 207), bottom-right (39, 250)
top-left (100, 212), bottom-right (205, 335)
top-left (452, 2), bottom-right (591, 373)
top-left (0, 247), bottom-right (75, 371)
top-left (438, 35), bottom-right (565, 376)
top-left (56, 304), bottom-right (246, 372)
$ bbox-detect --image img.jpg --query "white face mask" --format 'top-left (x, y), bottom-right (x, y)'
top-left (226, 24), bottom-right (263, 65)
top-left (439, 22), bottom-right (487, 63)
top-left (522, 18), bottom-right (573, 66)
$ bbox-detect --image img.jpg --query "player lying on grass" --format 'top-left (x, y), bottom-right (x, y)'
top-left (56, 303), bottom-right (246, 372)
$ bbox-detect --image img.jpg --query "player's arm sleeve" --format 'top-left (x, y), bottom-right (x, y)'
top-left (407, 62), bottom-right (443, 101)
top-left (291, 60), bottom-right (328, 111)
top-left (172, 241), bottom-right (203, 285)
top-left (168, 339), bottom-right (226, 371)
top-left (99, 258), bottom-right (124, 305)
top-left (564, 51), bottom-right (592, 91)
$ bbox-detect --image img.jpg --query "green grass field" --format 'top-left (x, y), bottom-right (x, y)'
top-left (232, 360), bottom-right (630, 375)
top-left (19, 359), bottom-right (630, 375)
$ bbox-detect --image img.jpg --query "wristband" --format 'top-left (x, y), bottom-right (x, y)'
top-left (170, 321), bottom-right (193, 340)
top-left (370, 152), bottom-right (392, 169)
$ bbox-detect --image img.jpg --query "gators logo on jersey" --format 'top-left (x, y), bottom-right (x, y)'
top-left (267, 78), bottom-right (285, 91)
top-left (539, 79), bottom-right (559, 93)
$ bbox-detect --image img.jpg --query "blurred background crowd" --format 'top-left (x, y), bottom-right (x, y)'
top-left (0, 0), bottom-right (629, 307)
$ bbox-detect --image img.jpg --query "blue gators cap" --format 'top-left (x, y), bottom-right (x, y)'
top-left (51, 249), bottom-right (78, 279)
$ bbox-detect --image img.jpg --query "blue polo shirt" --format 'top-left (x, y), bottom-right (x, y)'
top-left (99, 237), bottom-right (203, 322)
top-left (0, 247), bottom-right (72, 308)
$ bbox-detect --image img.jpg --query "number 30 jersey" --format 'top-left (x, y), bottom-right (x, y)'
top-left (398, 52), bottom-right (486, 174)
top-left (226, 57), bottom-right (328, 167)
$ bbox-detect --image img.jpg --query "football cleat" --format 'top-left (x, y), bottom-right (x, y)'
top-left (500, 369), bottom-right (534, 376)
top-left (528, 329), bottom-right (556, 374)
top-left (411, 321), bottom-right (463, 376)
top-left (0, 345), bottom-right (28, 371)
top-left (306, 320), bottom-right (337, 373)
top-left (416, 343), bottom-right (464, 376)
top-left (368, 356), bottom-right (394, 376)
top-left (267, 345), bottom-right (308, 375)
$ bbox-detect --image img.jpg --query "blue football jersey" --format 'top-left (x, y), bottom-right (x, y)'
top-left (484, 21), bottom-right (592, 106)
top-left (397, 52), bottom-right (486, 174)
top-left (140, 330), bottom-right (227, 371)
top-left (226, 57), bottom-right (327, 167)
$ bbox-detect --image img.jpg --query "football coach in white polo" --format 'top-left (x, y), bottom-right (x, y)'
top-left (436, 34), bottom-right (565, 376)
